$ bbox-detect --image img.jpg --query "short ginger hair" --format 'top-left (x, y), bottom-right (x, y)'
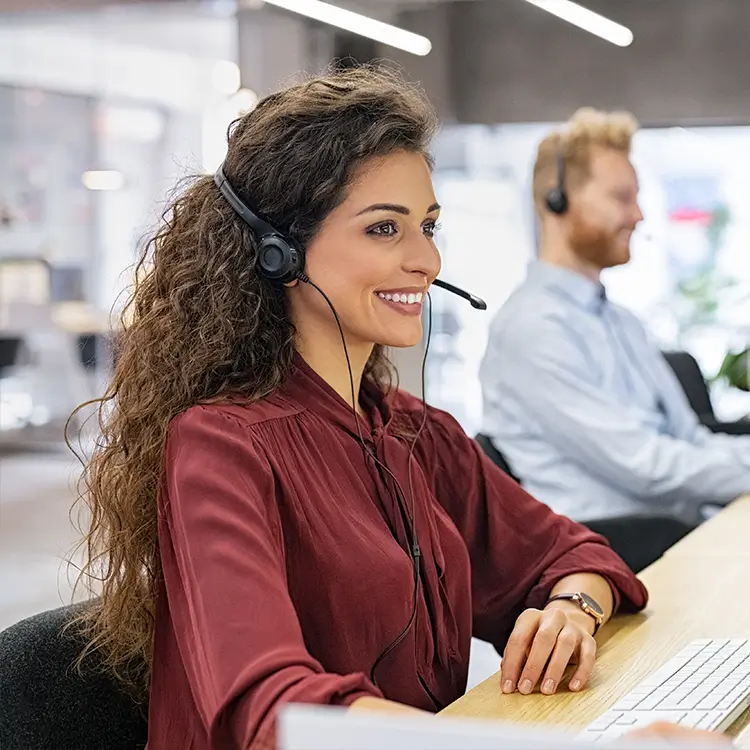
top-left (532, 107), bottom-right (639, 215)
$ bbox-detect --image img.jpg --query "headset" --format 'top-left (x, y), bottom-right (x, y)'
top-left (545, 150), bottom-right (569, 216)
top-left (214, 164), bottom-right (486, 308)
top-left (214, 165), bottom-right (305, 284)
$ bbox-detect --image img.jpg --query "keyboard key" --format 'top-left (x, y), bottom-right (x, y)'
top-left (579, 639), bottom-right (750, 742)
top-left (586, 712), bottom-right (622, 732)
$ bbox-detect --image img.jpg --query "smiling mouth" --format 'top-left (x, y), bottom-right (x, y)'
top-left (374, 290), bottom-right (424, 318)
top-left (377, 291), bottom-right (424, 305)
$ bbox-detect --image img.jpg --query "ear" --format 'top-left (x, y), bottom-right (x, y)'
top-left (283, 279), bottom-right (299, 288)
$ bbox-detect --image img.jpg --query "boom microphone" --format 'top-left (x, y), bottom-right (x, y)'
top-left (432, 279), bottom-right (487, 310)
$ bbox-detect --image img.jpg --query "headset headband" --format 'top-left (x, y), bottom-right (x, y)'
top-left (213, 165), bottom-right (279, 240)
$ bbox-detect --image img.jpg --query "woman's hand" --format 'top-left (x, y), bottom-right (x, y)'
top-left (624, 722), bottom-right (733, 745)
top-left (500, 604), bottom-right (597, 696)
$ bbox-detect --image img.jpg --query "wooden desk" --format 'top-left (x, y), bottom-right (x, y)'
top-left (441, 498), bottom-right (750, 742)
top-left (665, 494), bottom-right (750, 560)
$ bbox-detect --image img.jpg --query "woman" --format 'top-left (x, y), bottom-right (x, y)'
top-left (71, 66), bottom-right (727, 749)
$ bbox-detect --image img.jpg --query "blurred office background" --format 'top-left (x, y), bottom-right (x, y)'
top-left (2, 1), bottom-right (750, 684)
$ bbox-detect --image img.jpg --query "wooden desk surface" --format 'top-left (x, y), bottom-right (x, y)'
top-left (441, 496), bottom-right (750, 741)
top-left (665, 495), bottom-right (750, 560)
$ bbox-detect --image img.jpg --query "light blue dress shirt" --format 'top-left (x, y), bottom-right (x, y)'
top-left (479, 260), bottom-right (750, 524)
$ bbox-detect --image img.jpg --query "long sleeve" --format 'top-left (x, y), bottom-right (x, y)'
top-left (159, 406), bottom-right (381, 750)
top-left (644, 333), bottom-right (750, 462)
top-left (423, 408), bottom-right (648, 654)
top-left (497, 318), bottom-right (750, 510)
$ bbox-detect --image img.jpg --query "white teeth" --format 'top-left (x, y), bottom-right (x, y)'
top-left (377, 291), bottom-right (424, 304)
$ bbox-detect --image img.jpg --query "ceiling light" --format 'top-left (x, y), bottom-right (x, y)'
top-left (100, 106), bottom-right (165, 143)
top-left (261, 0), bottom-right (432, 56)
top-left (521, 0), bottom-right (634, 47)
top-left (212, 60), bottom-right (242, 95)
top-left (230, 88), bottom-right (259, 113)
top-left (82, 171), bottom-right (125, 191)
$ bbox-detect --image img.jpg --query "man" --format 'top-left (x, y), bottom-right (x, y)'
top-left (479, 108), bottom-right (750, 568)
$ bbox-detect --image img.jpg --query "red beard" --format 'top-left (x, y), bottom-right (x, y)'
top-left (567, 208), bottom-right (631, 269)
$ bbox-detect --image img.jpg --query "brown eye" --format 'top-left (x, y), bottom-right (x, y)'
top-left (423, 220), bottom-right (441, 239)
top-left (369, 221), bottom-right (398, 237)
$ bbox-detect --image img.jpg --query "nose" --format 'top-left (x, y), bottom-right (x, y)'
top-left (634, 201), bottom-right (644, 225)
top-left (403, 232), bottom-right (441, 284)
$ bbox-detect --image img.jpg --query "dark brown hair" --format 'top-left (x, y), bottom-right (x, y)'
top-left (67, 64), bottom-right (438, 697)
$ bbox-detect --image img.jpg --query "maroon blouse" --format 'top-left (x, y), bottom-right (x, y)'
top-left (147, 355), bottom-right (647, 749)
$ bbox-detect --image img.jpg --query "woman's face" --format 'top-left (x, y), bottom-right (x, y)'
top-left (290, 150), bottom-right (442, 353)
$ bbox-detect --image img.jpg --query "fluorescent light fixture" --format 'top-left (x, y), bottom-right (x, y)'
top-left (101, 106), bottom-right (165, 143)
top-left (230, 87), bottom-right (259, 113)
top-left (262, 0), bottom-right (432, 56)
top-left (212, 60), bottom-right (242, 95)
top-left (82, 171), bottom-right (125, 191)
top-left (521, 0), bottom-right (634, 47)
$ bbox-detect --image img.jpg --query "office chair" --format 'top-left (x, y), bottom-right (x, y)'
top-left (77, 333), bottom-right (99, 370)
top-left (474, 433), bottom-right (695, 573)
top-left (663, 350), bottom-right (750, 436)
top-left (580, 514), bottom-right (696, 573)
top-left (0, 335), bottom-right (22, 377)
top-left (474, 433), bottom-right (522, 484)
top-left (0, 602), bottom-right (149, 750)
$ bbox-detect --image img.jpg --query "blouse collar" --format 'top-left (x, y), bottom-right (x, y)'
top-left (282, 352), bottom-right (392, 440)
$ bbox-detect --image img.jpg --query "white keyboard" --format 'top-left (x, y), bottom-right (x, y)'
top-left (580, 638), bottom-right (750, 744)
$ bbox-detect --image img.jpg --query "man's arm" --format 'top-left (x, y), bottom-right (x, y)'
top-left (500, 321), bottom-right (750, 510)
top-left (645, 339), bottom-right (750, 461)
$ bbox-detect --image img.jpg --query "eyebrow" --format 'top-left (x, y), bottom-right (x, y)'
top-left (356, 202), bottom-right (441, 216)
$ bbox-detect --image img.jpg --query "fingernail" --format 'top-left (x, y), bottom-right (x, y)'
top-left (569, 679), bottom-right (581, 691)
top-left (519, 679), bottom-right (532, 694)
top-left (542, 679), bottom-right (555, 695)
top-left (502, 680), bottom-right (514, 694)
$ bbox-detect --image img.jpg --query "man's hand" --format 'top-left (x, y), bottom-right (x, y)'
top-left (500, 605), bottom-right (597, 696)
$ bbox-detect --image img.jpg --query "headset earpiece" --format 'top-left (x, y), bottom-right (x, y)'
top-left (213, 164), bottom-right (305, 284)
top-left (256, 235), bottom-right (304, 284)
top-left (545, 150), bottom-right (569, 215)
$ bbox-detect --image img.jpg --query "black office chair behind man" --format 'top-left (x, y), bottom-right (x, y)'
top-left (579, 515), bottom-right (695, 574)
top-left (0, 602), bottom-right (148, 750)
top-left (663, 350), bottom-right (750, 436)
top-left (474, 433), bottom-right (522, 484)
top-left (0, 336), bottom-right (22, 378)
top-left (474, 433), bottom-right (695, 573)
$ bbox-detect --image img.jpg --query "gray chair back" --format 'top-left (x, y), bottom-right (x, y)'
top-left (0, 602), bottom-right (148, 750)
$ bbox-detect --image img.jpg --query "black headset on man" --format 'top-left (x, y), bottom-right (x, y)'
top-left (545, 150), bottom-right (569, 216)
top-left (213, 162), bottom-right (485, 698)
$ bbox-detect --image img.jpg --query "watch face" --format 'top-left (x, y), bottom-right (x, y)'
top-left (580, 592), bottom-right (604, 617)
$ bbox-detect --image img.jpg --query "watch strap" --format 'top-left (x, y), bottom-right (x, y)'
top-left (546, 592), bottom-right (604, 635)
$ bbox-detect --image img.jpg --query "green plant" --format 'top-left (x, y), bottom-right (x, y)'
top-left (714, 347), bottom-right (750, 392)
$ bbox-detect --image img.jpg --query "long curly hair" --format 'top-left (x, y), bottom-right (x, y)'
top-left (66, 64), bottom-right (438, 698)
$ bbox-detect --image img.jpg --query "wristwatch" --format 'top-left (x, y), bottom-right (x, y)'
top-left (545, 592), bottom-right (605, 635)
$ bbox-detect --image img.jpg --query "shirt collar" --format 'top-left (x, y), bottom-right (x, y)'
top-left (527, 260), bottom-right (607, 314)
top-left (281, 351), bottom-right (390, 439)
